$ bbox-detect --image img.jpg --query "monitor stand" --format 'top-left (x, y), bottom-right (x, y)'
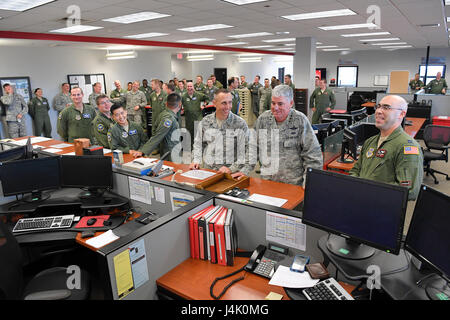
top-left (337, 153), bottom-right (354, 164)
top-left (326, 234), bottom-right (375, 260)
top-left (78, 188), bottom-right (104, 199)
top-left (425, 279), bottom-right (450, 301)
top-left (22, 191), bottom-right (51, 203)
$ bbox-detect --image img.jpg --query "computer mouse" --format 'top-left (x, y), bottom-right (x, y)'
top-left (87, 218), bottom-right (97, 226)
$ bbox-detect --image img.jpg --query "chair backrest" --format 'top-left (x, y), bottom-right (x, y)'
top-left (423, 125), bottom-right (450, 150)
top-left (0, 221), bottom-right (23, 300)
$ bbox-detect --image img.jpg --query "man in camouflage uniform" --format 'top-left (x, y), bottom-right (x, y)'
top-left (0, 83), bottom-right (28, 138)
top-left (53, 83), bottom-right (72, 114)
top-left (149, 79), bottom-right (168, 137)
top-left (140, 93), bottom-right (181, 161)
top-left (125, 81), bottom-right (147, 127)
top-left (88, 82), bottom-right (103, 111)
top-left (182, 82), bottom-right (208, 145)
top-left (108, 104), bottom-right (148, 158)
top-left (426, 72), bottom-right (448, 95)
top-left (349, 95), bottom-right (423, 200)
top-left (190, 89), bottom-right (251, 179)
top-left (258, 78), bottom-right (272, 115)
top-left (248, 75), bottom-right (263, 118)
top-left (203, 78), bottom-right (218, 104)
top-left (254, 85), bottom-right (323, 186)
top-left (309, 79), bottom-right (336, 124)
top-left (228, 77), bottom-right (240, 115)
top-left (92, 95), bottom-right (115, 148)
top-left (57, 87), bottom-right (96, 142)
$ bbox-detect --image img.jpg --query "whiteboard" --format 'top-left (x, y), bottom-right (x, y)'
top-left (374, 75), bottom-right (389, 86)
top-left (67, 73), bottom-right (106, 104)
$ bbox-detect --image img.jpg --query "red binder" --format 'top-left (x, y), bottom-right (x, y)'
top-left (199, 206), bottom-right (221, 260)
top-left (208, 207), bottom-right (226, 264)
top-left (188, 205), bottom-right (213, 259)
top-left (214, 209), bottom-right (228, 266)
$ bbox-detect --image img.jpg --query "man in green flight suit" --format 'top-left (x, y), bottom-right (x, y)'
top-left (248, 75), bottom-right (262, 118)
top-left (426, 72), bottom-right (448, 95)
top-left (29, 88), bottom-right (51, 138)
top-left (239, 75), bottom-right (248, 89)
top-left (284, 74), bottom-right (295, 90)
top-left (228, 77), bottom-right (240, 115)
top-left (149, 79), bottom-right (168, 137)
top-left (140, 93), bottom-right (182, 161)
top-left (309, 79), bottom-right (336, 124)
top-left (57, 87), bottom-right (96, 143)
top-left (92, 95), bottom-right (115, 148)
top-left (211, 74), bottom-right (223, 89)
top-left (108, 104), bottom-right (148, 158)
top-left (139, 79), bottom-right (152, 103)
top-left (110, 80), bottom-right (127, 106)
top-left (182, 82), bottom-right (208, 145)
top-left (409, 73), bottom-right (424, 92)
top-left (203, 78), bottom-right (218, 104)
top-left (194, 75), bottom-right (205, 92)
top-left (349, 95), bottom-right (423, 200)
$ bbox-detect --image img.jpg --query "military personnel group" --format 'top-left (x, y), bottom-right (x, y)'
top-left (0, 70), bottom-right (437, 199)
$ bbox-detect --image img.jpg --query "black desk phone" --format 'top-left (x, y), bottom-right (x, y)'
top-left (244, 244), bottom-right (289, 279)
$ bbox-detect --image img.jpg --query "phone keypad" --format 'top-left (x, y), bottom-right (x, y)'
top-left (254, 259), bottom-right (276, 278)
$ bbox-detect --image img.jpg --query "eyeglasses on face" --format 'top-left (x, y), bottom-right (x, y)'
top-left (374, 104), bottom-right (404, 112)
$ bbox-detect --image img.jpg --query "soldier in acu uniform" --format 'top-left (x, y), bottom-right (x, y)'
top-left (92, 95), bottom-right (115, 148)
top-left (309, 79), bottom-right (336, 124)
top-left (1, 83), bottom-right (28, 138)
top-left (57, 87), bottom-right (96, 142)
top-left (88, 82), bottom-right (102, 111)
top-left (125, 81), bottom-right (147, 127)
top-left (254, 85), bottom-right (323, 186)
top-left (29, 88), bottom-right (51, 138)
top-left (53, 83), bottom-right (72, 114)
top-left (350, 95), bottom-right (423, 201)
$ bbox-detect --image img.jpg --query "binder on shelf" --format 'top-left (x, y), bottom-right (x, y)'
top-left (188, 205), bottom-right (213, 259)
top-left (224, 209), bottom-right (237, 266)
top-left (208, 207), bottom-right (226, 264)
top-left (200, 206), bottom-right (222, 261)
top-left (214, 208), bottom-right (228, 266)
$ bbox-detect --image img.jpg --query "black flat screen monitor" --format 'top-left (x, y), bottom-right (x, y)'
top-left (350, 107), bottom-right (368, 122)
top-left (0, 156), bottom-right (60, 202)
top-left (329, 113), bottom-right (354, 126)
top-left (350, 122), bottom-right (379, 146)
top-left (60, 155), bottom-right (113, 198)
top-left (312, 123), bottom-right (331, 147)
top-left (0, 145), bottom-right (28, 163)
top-left (405, 185), bottom-right (450, 300)
top-left (338, 127), bottom-right (357, 163)
top-left (322, 118), bottom-right (346, 132)
top-left (303, 168), bottom-right (408, 260)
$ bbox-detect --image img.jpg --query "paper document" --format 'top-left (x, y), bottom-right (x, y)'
top-left (86, 230), bottom-right (119, 249)
top-left (63, 151), bottom-right (76, 156)
top-left (128, 177), bottom-right (152, 205)
top-left (30, 137), bottom-right (52, 143)
top-left (269, 266), bottom-right (319, 288)
top-left (50, 143), bottom-right (72, 149)
top-left (113, 248), bottom-right (134, 299)
top-left (43, 148), bottom-right (63, 154)
top-left (248, 194), bottom-right (287, 207)
top-left (129, 239), bottom-right (149, 289)
top-left (180, 170), bottom-right (217, 180)
top-left (102, 148), bottom-right (112, 154)
top-left (266, 211), bottom-right (307, 251)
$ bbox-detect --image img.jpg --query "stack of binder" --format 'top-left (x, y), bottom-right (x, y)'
top-left (188, 205), bottom-right (238, 266)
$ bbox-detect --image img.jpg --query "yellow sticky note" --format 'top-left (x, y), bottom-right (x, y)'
top-left (265, 292), bottom-right (283, 300)
top-left (113, 249), bottom-right (134, 299)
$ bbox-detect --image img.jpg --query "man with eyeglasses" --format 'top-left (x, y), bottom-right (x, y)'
top-left (92, 95), bottom-right (115, 148)
top-left (349, 95), bottom-right (423, 200)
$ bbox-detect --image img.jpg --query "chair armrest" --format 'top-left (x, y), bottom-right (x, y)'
top-left (24, 289), bottom-right (71, 300)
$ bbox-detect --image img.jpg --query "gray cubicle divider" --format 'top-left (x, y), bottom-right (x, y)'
top-left (100, 195), bottom-right (215, 300)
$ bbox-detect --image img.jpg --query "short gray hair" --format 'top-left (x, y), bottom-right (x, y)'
top-left (272, 84), bottom-right (293, 101)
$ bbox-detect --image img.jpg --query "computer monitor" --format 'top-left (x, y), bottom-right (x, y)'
top-left (329, 113), bottom-right (354, 126)
top-left (312, 123), bottom-right (331, 147)
top-left (303, 168), bottom-right (408, 260)
top-left (338, 127), bottom-right (357, 163)
top-left (350, 107), bottom-right (368, 122)
top-left (0, 156), bottom-right (60, 202)
top-left (321, 118), bottom-right (346, 133)
top-left (0, 138), bottom-right (34, 163)
top-left (405, 185), bottom-right (450, 300)
top-left (350, 122), bottom-right (379, 146)
top-left (60, 155), bottom-right (113, 198)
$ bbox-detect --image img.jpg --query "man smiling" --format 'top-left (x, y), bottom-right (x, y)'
top-left (349, 95), bottom-right (423, 200)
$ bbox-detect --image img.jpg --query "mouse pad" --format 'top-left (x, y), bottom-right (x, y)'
top-left (75, 215), bottom-right (110, 228)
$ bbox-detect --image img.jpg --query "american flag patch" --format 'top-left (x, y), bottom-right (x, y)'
top-left (404, 146), bottom-right (419, 155)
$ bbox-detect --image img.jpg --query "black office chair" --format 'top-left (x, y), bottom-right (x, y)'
top-left (422, 125), bottom-right (450, 184)
top-left (0, 221), bottom-right (90, 300)
top-left (202, 105), bottom-right (216, 117)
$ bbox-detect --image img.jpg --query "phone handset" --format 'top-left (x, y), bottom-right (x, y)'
top-left (244, 245), bottom-right (266, 272)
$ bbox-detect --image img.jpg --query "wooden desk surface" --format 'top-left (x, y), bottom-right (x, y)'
top-left (156, 257), bottom-right (289, 300)
top-left (361, 102), bottom-right (376, 108)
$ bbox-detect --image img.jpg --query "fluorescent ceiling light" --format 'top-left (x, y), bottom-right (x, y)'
top-left (228, 32), bottom-right (273, 38)
top-left (178, 24), bottom-right (233, 32)
top-left (0, 0), bottom-right (55, 11)
top-left (381, 45), bottom-right (412, 49)
top-left (319, 23), bottom-right (378, 31)
top-left (102, 12), bottom-right (170, 24)
top-left (371, 42), bottom-right (407, 46)
top-left (124, 32), bottom-right (168, 39)
top-left (359, 38), bottom-right (400, 42)
top-left (282, 9), bottom-right (356, 21)
top-left (177, 38), bottom-right (215, 43)
top-left (316, 42), bottom-right (323, 45)
top-left (106, 51), bottom-right (137, 60)
top-left (187, 54), bottom-right (214, 61)
top-left (235, 53), bottom-right (264, 57)
top-left (50, 25), bottom-right (103, 34)
top-left (316, 45), bottom-right (338, 49)
top-left (238, 57), bottom-right (262, 63)
top-left (322, 48), bottom-right (351, 51)
top-left (216, 42), bottom-right (248, 46)
top-left (284, 43), bottom-right (295, 46)
top-left (222, 0), bottom-right (268, 5)
top-left (262, 38), bottom-right (295, 43)
top-left (341, 32), bottom-right (391, 37)
top-left (245, 45), bottom-right (274, 48)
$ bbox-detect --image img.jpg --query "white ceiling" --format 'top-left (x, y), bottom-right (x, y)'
top-left (0, 0), bottom-right (449, 53)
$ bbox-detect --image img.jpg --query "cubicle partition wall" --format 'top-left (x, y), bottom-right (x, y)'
top-left (376, 93), bottom-right (450, 117)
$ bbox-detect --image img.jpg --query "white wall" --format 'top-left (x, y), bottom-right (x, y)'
top-left (0, 46), bottom-right (172, 140)
top-left (316, 48), bottom-right (450, 88)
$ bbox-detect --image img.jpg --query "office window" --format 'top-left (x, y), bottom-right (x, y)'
top-left (419, 65), bottom-right (446, 85)
top-left (337, 66), bottom-right (358, 87)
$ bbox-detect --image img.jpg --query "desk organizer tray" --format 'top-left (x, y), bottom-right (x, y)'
top-left (195, 173), bottom-right (249, 193)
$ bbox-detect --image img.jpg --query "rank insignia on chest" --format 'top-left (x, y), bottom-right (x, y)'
top-left (376, 149), bottom-right (387, 158)
top-left (122, 132), bottom-right (128, 138)
top-left (75, 115), bottom-right (81, 121)
top-left (404, 146), bottom-right (419, 155)
top-left (366, 147), bottom-right (375, 158)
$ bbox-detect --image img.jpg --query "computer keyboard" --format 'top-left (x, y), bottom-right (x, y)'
top-left (303, 278), bottom-right (354, 300)
top-left (13, 215), bottom-right (75, 233)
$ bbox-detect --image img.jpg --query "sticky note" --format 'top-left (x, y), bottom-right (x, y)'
top-left (265, 292), bottom-right (283, 300)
